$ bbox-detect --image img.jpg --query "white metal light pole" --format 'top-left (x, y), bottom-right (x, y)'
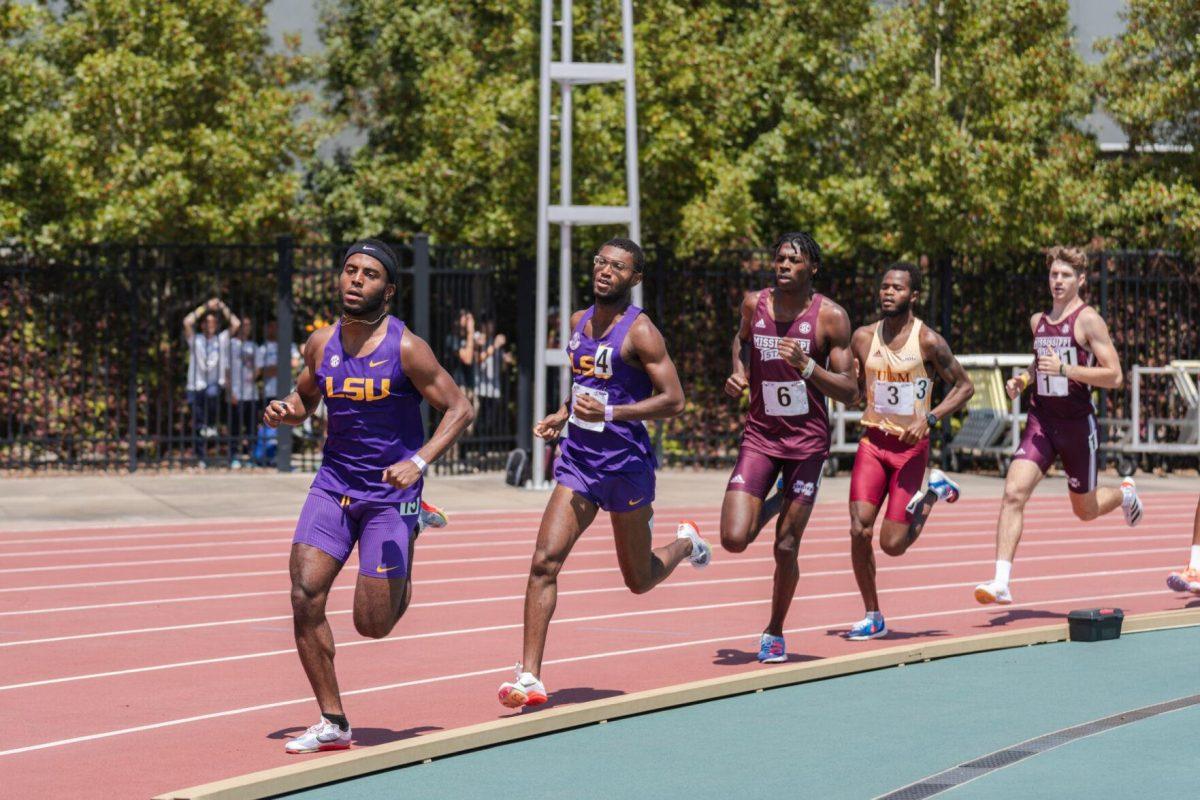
top-left (531, 0), bottom-right (641, 488)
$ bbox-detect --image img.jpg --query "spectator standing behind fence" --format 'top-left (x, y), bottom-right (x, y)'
top-left (182, 297), bottom-right (239, 467)
top-left (474, 315), bottom-right (514, 441)
top-left (446, 309), bottom-right (478, 393)
top-left (260, 319), bottom-right (312, 460)
top-left (226, 316), bottom-right (261, 468)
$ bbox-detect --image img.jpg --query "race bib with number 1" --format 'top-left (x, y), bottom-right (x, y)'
top-left (1037, 347), bottom-right (1077, 397)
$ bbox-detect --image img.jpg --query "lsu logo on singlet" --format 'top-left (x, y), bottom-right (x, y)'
top-left (570, 345), bottom-right (615, 380)
top-left (324, 377), bottom-right (392, 402)
top-left (753, 334), bottom-right (811, 362)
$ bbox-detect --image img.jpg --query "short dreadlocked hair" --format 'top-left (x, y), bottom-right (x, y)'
top-left (772, 231), bottom-right (822, 270)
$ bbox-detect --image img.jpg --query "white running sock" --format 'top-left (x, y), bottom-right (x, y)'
top-left (867, 611), bottom-right (883, 621)
top-left (1190, 545), bottom-right (1200, 571)
top-left (994, 560), bottom-right (1012, 586)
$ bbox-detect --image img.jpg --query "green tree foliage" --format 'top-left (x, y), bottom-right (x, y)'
top-left (840, 0), bottom-right (1097, 256)
top-left (310, 1), bottom-right (878, 247)
top-left (0, 0), bottom-right (323, 246)
top-left (1095, 0), bottom-right (1200, 253)
top-left (312, 0), bottom-right (1097, 256)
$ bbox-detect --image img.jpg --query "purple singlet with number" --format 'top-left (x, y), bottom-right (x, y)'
top-left (554, 304), bottom-right (657, 512)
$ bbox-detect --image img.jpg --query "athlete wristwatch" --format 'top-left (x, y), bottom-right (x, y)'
top-left (925, 412), bottom-right (938, 427)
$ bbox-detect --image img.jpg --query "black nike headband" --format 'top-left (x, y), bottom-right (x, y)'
top-left (342, 241), bottom-right (398, 284)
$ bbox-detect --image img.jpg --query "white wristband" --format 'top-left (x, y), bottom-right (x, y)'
top-left (801, 359), bottom-right (816, 379)
top-left (603, 405), bottom-right (614, 422)
top-left (409, 454), bottom-right (428, 474)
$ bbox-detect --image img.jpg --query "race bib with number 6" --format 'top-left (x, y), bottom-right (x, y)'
top-left (873, 380), bottom-right (915, 415)
top-left (762, 380), bottom-right (810, 417)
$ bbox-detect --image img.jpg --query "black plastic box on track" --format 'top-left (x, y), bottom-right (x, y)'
top-left (1067, 608), bottom-right (1124, 642)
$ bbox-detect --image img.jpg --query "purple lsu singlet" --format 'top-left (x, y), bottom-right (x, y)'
top-left (741, 289), bottom-right (831, 460)
top-left (1029, 304), bottom-right (1095, 419)
top-left (310, 316), bottom-right (425, 503)
top-left (559, 304), bottom-right (657, 473)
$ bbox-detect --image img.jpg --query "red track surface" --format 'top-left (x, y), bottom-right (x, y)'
top-left (2, 492), bottom-right (1197, 798)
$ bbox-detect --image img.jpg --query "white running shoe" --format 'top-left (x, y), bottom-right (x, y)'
top-left (974, 581), bottom-right (1013, 605)
top-left (1120, 478), bottom-right (1143, 528)
top-left (928, 468), bottom-right (960, 503)
top-left (285, 718), bottom-right (351, 754)
top-left (497, 663), bottom-right (548, 708)
top-left (676, 520), bottom-right (712, 569)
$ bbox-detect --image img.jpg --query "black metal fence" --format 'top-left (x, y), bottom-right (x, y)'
top-left (1, 243), bottom-right (1195, 473)
top-left (0, 238), bottom-right (525, 474)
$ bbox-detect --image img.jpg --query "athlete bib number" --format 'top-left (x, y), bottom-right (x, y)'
top-left (873, 380), bottom-right (914, 415)
top-left (762, 380), bottom-right (809, 417)
top-left (569, 384), bottom-right (609, 432)
top-left (592, 345), bottom-right (614, 379)
top-left (1037, 347), bottom-right (1078, 397)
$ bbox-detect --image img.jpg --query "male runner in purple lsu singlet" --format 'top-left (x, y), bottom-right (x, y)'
top-left (721, 232), bottom-right (857, 663)
top-left (498, 238), bottom-right (711, 708)
top-left (264, 239), bottom-right (474, 753)
top-left (975, 246), bottom-right (1143, 605)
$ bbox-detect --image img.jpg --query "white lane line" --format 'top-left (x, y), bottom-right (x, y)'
top-left (0, 586), bottom-right (1175, 758)
top-left (0, 561), bottom-right (1177, 692)
top-left (2, 507), bottom-right (1188, 575)
top-left (4, 506), bottom-right (1194, 557)
top-left (0, 528), bottom-right (1185, 618)
top-left (2, 494), bottom-right (1190, 544)
top-left (0, 544), bottom-right (1180, 648)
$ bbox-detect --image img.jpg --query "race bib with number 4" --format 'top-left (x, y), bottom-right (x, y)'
top-left (592, 345), bottom-right (614, 378)
top-left (569, 384), bottom-right (609, 432)
top-left (762, 380), bottom-right (810, 417)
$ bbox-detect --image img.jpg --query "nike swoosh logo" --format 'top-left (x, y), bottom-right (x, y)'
top-left (627, 498), bottom-right (644, 506)
top-left (369, 359), bottom-right (388, 367)
top-left (375, 564), bottom-right (401, 573)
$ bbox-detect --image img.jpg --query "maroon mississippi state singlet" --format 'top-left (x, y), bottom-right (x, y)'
top-left (740, 289), bottom-right (831, 460)
top-left (1029, 304), bottom-right (1095, 419)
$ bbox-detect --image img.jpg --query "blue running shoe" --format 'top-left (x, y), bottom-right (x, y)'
top-left (757, 633), bottom-right (786, 663)
top-left (847, 613), bottom-right (887, 641)
top-left (928, 469), bottom-right (960, 504)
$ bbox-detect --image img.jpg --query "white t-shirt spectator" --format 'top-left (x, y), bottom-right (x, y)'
top-left (259, 341), bottom-right (301, 399)
top-left (476, 346), bottom-right (503, 400)
top-left (227, 339), bottom-right (260, 402)
top-left (187, 331), bottom-right (229, 392)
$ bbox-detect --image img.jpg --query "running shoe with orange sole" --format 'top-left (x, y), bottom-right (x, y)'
top-left (1166, 567), bottom-right (1200, 595)
top-left (974, 581), bottom-right (1013, 605)
top-left (498, 664), bottom-right (548, 709)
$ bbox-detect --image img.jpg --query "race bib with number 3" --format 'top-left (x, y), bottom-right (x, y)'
top-left (762, 380), bottom-right (810, 417)
top-left (569, 384), bottom-right (609, 432)
top-left (873, 380), bottom-right (915, 415)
